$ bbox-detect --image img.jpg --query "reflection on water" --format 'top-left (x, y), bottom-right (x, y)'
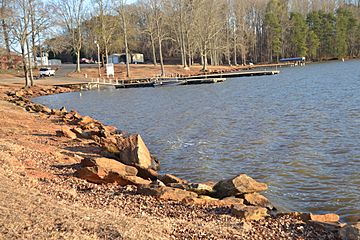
top-left (35, 60), bottom-right (360, 219)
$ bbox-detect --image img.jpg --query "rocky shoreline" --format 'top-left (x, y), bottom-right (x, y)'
top-left (0, 84), bottom-right (359, 239)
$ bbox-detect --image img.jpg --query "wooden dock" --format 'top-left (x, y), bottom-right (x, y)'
top-left (181, 70), bottom-right (279, 80)
top-left (55, 69), bottom-right (279, 89)
top-left (183, 78), bottom-right (226, 85)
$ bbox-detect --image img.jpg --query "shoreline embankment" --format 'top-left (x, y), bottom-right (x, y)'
top-left (0, 82), bottom-right (358, 239)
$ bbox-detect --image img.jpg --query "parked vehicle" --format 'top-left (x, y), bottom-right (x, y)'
top-left (80, 58), bottom-right (94, 64)
top-left (39, 67), bottom-right (55, 77)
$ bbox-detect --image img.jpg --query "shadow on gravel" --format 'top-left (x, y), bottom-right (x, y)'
top-left (32, 133), bottom-right (56, 137)
top-left (64, 146), bottom-right (103, 155)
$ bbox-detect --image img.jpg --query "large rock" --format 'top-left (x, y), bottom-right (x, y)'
top-left (159, 174), bottom-right (188, 186)
top-left (243, 193), bottom-right (275, 210)
top-left (310, 213), bottom-right (340, 223)
top-left (231, 205), bottom-right (268, 221)
top-left (75, 157), bottom-right (142, 185)
top-left (112, 134), bottom-right (159, 170)
top-left (61, 126), bottom-right (77, 139)
top-left (187, 183), bottom-right (215, 196)
top-left (136, 166), bottom-right (159, 181)
top-left (213, 174), bottom-right (268, 198)
top-left (78, 116), bottom-right (97, 126)
top-left (137, 186), bottom-right (197, 201)
top-left (340, 222), bottom-right (360, 240)
top-left (182, 196), bottom-right (245, 207)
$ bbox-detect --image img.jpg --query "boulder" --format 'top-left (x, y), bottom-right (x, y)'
top-left (243, 193), bottom-right (275, 210)
top-left (137, 186), bottom-right (197, 201)
top-left (340, 222), bottom-right (360, 240)
top-left (78, 116), bottom-right (96, 126)
top-left (231, 205), bottom-right (268, 221)
top-left (213, 174), bottom-right (268, 198)
top-left (52, 109), bottom-right (65, 116)
top-left (31, 104), bottom-right (45, 113)
top-left (182, 196), bottom-right (219, 206)
top-left (136, 166), bottom-right (159, 181)
top-left (221, 197), bottom-right (245, 205)
top-left (75, 157), bottom-right (141, 185)
top-left (99, 125), bottom-right (117, 138)
top-left (310, 213), bottom-right (340, 223)
top-left (182, 196), bottom-right (245, 207)
top-left (113, 134), bottom-right (159, 170)
top-left (187, 183), bottom-right (214, 196)
top-left (159, 174), bottom-right (188, 186)
top-left (61, 126), bottom-right (77, 139)
top-left (41, 106), bottom-right (52, 114)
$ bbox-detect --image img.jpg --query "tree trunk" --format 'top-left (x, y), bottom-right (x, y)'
top-left (30, 0), bottom-right (37, 69)
top-left (156, 22), bottom-right (164, 77)
top-left (105, 44), bottom-right (109, 65)
top-left (21, 45), bottom-right (30, 88)
top-left (122, 8), bottom-right (130, 78)
top-left (26, 36), bottom-right (34, 86)
top-left (76, 50), bottom-right (81, 72)
top-left (202, 44), bottom-right (208, 71)
top-left (2, 19), bottom-right (11, 68)
top-left (158, 37), bottom-right (164, 76)
top-left (150, 33), bottom-right (157, 66)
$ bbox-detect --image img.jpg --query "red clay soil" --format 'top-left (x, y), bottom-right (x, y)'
top-left (0, 83), bottom-right (341, 240)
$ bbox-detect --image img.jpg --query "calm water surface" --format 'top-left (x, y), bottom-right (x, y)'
top-left (35, 60), bottom-right (360, 219)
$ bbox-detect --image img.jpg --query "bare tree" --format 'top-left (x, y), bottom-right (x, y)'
top-left (91, 0), bottom-right (118, 65)
top-left (118, 0), bottom-right (131, 78)
top-left (9, 0), bottom-right (34, 87)
top-left (53, 0), bottom-right (86, 72)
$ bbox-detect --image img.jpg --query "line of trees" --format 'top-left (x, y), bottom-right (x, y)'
top-left (1, 0), bottom-right (360, 85)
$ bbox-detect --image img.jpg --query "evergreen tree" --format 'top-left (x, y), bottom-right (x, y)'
top-left (306, 30), bottom-right (320, 60)
top-left (265, 0), bottom-right (284, 62)
top-left (335, 8), bottom-right (350, 58)
top-left (288, 12), bottom-right (308, 57)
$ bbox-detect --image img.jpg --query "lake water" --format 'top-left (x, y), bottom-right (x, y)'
top-left (34, 60), bottom-right (360, 219)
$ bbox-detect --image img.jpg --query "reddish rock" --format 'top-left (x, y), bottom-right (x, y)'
top-left (61, 126), bottom-right (77, 139)
top-left (114, 134), bottom-right (158, 170)
top-left (137, 186), bottom-right (197, 201)
top-left (182, 196), bottom-right (245, 207)
top-left (78, 116), bottom-right (96, 126)
top-left (75, 157), bottom-right (140, 185)
top-left (310, 213), bottom-right (340, 223)
top-left (243, 193), bottom-right (275, 210)
top-left (41, 106), bottom-right (52, 114)
top-left (136, 166), bottom-right (159, 181)
top-left (159, 174), bottom-right (188, 186)
top-left (52, 109), bottom-right (65, 116)
top-left (231, 205), bottom-right (268, 221)
top-left (187, 183), bottom-right (214, 195)
top-left (221, 197), bottom-right (245, 205)
top-left (213, 174), bottom-right (268, 198)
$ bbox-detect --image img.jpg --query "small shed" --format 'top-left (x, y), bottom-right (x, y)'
top-left (132, 53), bottom-right (144, 64)
top-left (109, 53), bottom-right (144, 64)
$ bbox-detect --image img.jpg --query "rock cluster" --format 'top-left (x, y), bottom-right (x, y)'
top-left (5, 87), bottom-right (360, 235)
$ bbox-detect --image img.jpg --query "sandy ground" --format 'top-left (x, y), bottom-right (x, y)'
top-left (0, 78), bottom-right (342, 239)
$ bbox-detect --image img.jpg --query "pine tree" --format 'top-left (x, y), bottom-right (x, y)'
top-left (289, 12), bottom-right (308, 57)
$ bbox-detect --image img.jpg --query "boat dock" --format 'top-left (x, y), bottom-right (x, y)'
top-left (55, 69), bottom-right (279, 89)
top-left (181, 70), bottom-right (279, 80)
